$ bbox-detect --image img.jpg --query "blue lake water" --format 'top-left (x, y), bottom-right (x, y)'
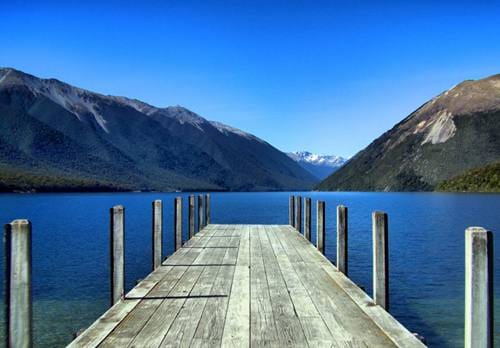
top-left (0, 192), bottom-right (498, 347)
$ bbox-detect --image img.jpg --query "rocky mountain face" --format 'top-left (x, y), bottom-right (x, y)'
top-left (287, 151), bottom-right (347, 180)
top-left (317, 74), bottom-right (500, 191)
top-left (0, 68), bottom-right (316, 191)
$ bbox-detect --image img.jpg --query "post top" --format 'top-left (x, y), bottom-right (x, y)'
top-left (372, 211), bottom-right (387, 216)
top-left (10, 219), bottom-right (30, 225)
top-left (466, 226), bottom-right (491, 235)
top-left (154, 199), bottom-right (162, 204)
top-left (112, 205), bottom-right (124, 211)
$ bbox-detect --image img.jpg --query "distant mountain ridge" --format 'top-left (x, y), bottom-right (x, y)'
top-left (317, 73), bottom-right (500, 191)
top-left (0, 68), bottom-right (316, 191)
top-left (287, 151), bottom-right (347, 180)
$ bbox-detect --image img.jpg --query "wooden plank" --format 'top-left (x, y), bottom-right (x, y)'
top-left (97, 297), bottom-right (163, 348)
top-left (221, 226), bottom-right (250, 347)
top-left (122, 231), bottom-right (221, 347)
top-left (69, 262), bottom-right (172, 347)
top-left (159, 249), bottom-right (228, 347)
top-left (249, 225), bottom-right (279, 346)
top-left (90, 230), bottom-right (218, 348)
top-left (319, 263), bottom-right (425, 348)
top-left (192, 246), bottom-right (236, 344)
top-left (273, 226), bottom-right (303, 263)
top-left (98, 247), bottom-right (203, 347)
top-left (153, 225), bottom-right (234, 347)
top-left (278, 225), bottom-right (401, 347)
top-left (128, 266), bottom-right (204, 347)
top-left (265, 226), bottom-right (318, 317)
top-left (266, 226), bottom-right (336, 347)
top-left (258, 226), bottom-right (308, 347)
top-left (286, 225), bottom-right (420, 347)
top-left (285, 226), bottom-right (328, 265)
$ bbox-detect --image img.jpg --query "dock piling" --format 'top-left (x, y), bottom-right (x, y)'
top-left (289, 196), bottom-right (295, 227)
top-left (189, 195), bottom-right (195, 238)
top-left (465, 227), bottom-right (493, 348)
top-left (205, 194), bottom-right (211, 225)
top-left (372, 211), bottom-right (389, 310)
top-left (337, 205), bottom-right (348, 275)
top-left (317, 201), bottom-right (325, 254)
top-left (197, 195), bottom-right (203, 232)
top-left (110, 205), bottom-right (125, 306)
top-left (296, 196), bottom-right (302, 233)
top-left (174, 197), bottom-right (182, 251)
top-left (304, 197), bottom-right (311, 241)
top-left (152, 200), bottom-right (163, 270)
top-left (4, 219), bottom-right (32, 348)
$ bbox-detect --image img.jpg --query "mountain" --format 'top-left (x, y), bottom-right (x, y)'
top-left (287, 151), bottom-right (347, 180)
top-left (436, 162), bottom-right (500, 193)
top-left (317, 74), bottom-right (500, 191)
top-left (0, 68), bottom-right (316, 192)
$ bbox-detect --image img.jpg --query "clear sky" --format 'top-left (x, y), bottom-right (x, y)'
top-left (2, 1), bottom-right (500, 157)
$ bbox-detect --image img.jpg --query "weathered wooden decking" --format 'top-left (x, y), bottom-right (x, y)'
top-left (69, 224), bottom-right (425, 347)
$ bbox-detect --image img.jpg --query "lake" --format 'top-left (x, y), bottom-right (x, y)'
top-left (0, 192), bottom-right (498, 347)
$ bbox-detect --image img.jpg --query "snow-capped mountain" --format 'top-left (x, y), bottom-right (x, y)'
top-left (0, 67), bottom-right (316, 191)
top-left (287, 151), bottom-right (347, 180)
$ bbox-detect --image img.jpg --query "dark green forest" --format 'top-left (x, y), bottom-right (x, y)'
top-left (436, 162), bottom-right (500, 193)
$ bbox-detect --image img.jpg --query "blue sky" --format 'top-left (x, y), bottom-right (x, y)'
top-left (2, 1), bottom-right (500, 157)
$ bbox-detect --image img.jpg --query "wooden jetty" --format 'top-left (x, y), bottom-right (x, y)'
top-left (4, 195), bottom-right (494, 348)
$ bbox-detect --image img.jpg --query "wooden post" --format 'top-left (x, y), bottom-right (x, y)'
top-left (4, 219), bottom-right (32, 348)
top-left (304, 198), bottom-right (311, 241)
top-left (174, 197), bottom-right (182, 251)
top-left (205, 194), bottom-right (211, 225)
top-left (188, 195), bottom-right (195, 238)
top-left (197, 194), bottom-right (203, 232)
top-left (465, 227), bottom-right (493, 348)
top-left (372, 211), bottom-right (388, 310)
top-left (152, 200), bottom-right (163, 270)
top-left (317, 201), bottom-right (325, 254)
top-left (110, 205), bottom-right (125, 306)
top-left (337, 205), bottom-right (348, 275)
top-left (295, 196), bottom-right (302, 233)
top-left (289, 195), bottom-right (295, 227)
